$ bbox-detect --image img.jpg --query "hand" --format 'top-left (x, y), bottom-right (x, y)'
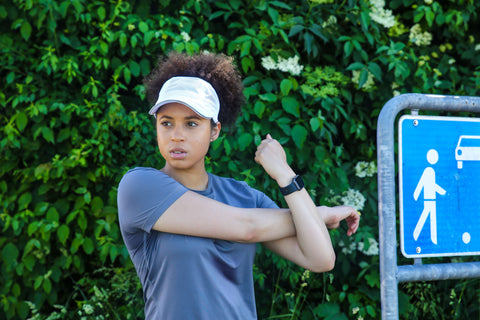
top-left (255, 134), bottom-right (295, 186)
top-left (319, 205), bottom-right (360, 236)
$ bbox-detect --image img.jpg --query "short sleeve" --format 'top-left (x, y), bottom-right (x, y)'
top-left (117, 167), bottom-right (188, 234)
top-left (234, 180), bottom-right (279, 210)
top-left (257, 191), bottom-right (279, 209)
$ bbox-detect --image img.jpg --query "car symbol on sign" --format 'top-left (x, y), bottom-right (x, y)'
top-left (455, 135), bottom-right (480, 169)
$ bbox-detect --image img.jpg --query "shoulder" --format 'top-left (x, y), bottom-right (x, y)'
top-left (117, 167), bottom-right (188, 231)
top-left (119, 167), bottom-right (182, 189)
top-left (118, 167), bottom-right (188, 206)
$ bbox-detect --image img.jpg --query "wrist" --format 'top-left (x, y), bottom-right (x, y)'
top-left (275, 170), bottom-right (296, 188)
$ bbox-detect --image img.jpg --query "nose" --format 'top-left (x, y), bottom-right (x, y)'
top-left (171, 125), bottom-right (185, 141)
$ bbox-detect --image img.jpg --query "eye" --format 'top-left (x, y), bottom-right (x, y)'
top-left (187, 121), bottom-right (199, 127)
top-left (160, 121), bottom-right (172, 127)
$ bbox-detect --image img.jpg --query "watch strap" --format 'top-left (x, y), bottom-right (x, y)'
top-left (279, 175), bottom-right (304, 196)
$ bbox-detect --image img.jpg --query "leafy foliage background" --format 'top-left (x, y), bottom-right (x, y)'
top-left (1, 0), bottom-right (480, 319)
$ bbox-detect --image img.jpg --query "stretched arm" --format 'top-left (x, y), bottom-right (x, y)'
top-left (153, 192), bottom-right (360, 243)
top-left (153, 191), bottom-right (296, 242)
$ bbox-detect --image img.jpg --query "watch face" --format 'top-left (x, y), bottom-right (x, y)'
top-left (293, 175), bottom-right (304, 189)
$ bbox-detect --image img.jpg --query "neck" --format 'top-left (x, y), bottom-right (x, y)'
top-left (161, 167), bottom-right (209, 191)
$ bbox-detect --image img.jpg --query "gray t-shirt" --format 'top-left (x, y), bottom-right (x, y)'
top-left (117, 167), bottom-right (278, 319)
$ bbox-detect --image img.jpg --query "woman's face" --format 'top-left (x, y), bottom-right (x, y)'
top-left (156, 102), bottom-right (220, 175)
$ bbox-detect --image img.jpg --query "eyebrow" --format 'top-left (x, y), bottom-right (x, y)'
top-left (158, 114), bottom-right (204, 121)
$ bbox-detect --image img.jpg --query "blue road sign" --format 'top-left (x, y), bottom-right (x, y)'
top-left (399, 115), bottom-right (480, 258)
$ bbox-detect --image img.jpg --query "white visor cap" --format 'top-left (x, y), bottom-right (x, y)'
top-left (148, 76), bottom-right (220, 123)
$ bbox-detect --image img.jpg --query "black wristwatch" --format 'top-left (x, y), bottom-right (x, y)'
top-left (279, 175), bottom-right (304, 196)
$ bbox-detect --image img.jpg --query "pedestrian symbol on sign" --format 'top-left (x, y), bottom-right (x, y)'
top-left (412, 149), bottom-right (446, 244)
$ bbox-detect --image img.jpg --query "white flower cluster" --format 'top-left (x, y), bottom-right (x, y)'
top-left (181, 31), bottom-right (191, 42)
top-left (83, 304), bottom-right (94, 315)
top-left (409, 24), bottom-right (433, 47)
top-left (475, 44), bottom-right (480, 51)
top-left (369, 0), bottom-right (395, 28)
top-left (340, 188), bottom-right (366, 211)
top-left (322, 15), bottom-right (337, 28)
top-left (358, 237), bottom-right (379, 255)
top-left (355, 161), bottom-right (377, 178)
top-left (261, 55), bottom-right (304, 75)
top-left (339, 239), bottom-right (357, 255)
top-left (339, 237), bottom-right (379, 256)
top-left (351, 70), bottom-right (375, 91)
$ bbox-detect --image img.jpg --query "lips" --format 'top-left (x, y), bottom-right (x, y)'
top-left (169, 148), bottom-right (187, 160)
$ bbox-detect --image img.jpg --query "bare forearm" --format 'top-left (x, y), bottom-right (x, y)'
top-left (245, 207), bottom-right (296, 242)
top-left (154, 191), bottom-right (296, 242)
top-left (283, 189), bottom-right (336, 271)
top-left (254, 135), bottom-right (336, 272)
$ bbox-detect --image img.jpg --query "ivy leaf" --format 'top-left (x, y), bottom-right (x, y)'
top-left (97, 7), bottom-right (106, 21)
top-left (291, 124), bottom-right (308, 148)
top-left (18, 192), bottom-right (32, 209)
top-left (16, 112), bottom-right (28, 132)
top-left (129, 61), bottom-right (140, 77)
top-left (238, 133), bottom-right (253, 151)
top-left (282, 96), bottom-right (299, 117)
top-left (42, 127), bottom-right (55, 143)
top-left (259, 93), bottom-right (277, 102)
top-left (138, 21), bottom-right (149, 33)
top-left (280, 79), bottom-right (293, 95)
top-left (20, 21), bottom-right (32, 40)
top-left (46, 207), bottom-right (59, 222)
top-left (34, 276), bottom-right (43, 290)
top-left (82, 237), bottom-right (94, 254)
top-left (289, 25), bottom-right (304, 37)
top-left (57, 225), bottom-right (70, 245)
top-left (119, 33), bottom-right (127, 48)
top-left (358, 69), bottom-right (369, 88)
top-left (367, 62), bottom-right (382, 80)
top-left (254, 101), bottom-right (265, 118)
top-left (310, 117), bottom-right (321, 132)
top-left (2, 243), bottom-right (19, 262)
top-left (43, 278), bottom-right (52, 294)
top-left (346, 62), bottom-right (365, 71)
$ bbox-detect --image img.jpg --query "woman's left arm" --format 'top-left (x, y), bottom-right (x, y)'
top-left (255, 135), bottom-right (360, 272)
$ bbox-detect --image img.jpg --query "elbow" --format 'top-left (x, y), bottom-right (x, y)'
top-left (235, 214), bottom-right (258, 243)
top-left (309, 251), bottom-right (336, 273)
top-left (238, 228), bottom-right (257, 243)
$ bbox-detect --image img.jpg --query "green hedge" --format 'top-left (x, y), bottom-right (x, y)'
top-left (1, 0), bottom-right (480, 319)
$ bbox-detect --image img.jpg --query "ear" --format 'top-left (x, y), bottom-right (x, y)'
top-left (210, 122), bottom-right (222, 142)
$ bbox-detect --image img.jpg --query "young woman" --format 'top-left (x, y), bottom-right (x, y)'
top-left (117, 52), bottom-right (360, 319)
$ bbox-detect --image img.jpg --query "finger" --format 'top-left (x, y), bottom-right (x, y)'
top-left (266, 133), bottom-right (272, 139)
top-left (348, 216), bottom-right (360, 235)
top-left (345, 212), bottom-right (360, 236)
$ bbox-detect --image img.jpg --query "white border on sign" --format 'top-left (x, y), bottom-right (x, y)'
top-left (398, 114), bottom-right (480, 258)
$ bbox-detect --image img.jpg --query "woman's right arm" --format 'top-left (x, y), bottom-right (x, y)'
top-left (152, 190), bottom-right (297, 242)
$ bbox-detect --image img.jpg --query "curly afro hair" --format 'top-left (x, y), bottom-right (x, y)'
top-left (143, 51), bottom-right (245, 128)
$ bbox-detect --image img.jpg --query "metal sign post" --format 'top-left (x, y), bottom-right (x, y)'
top-left (377, 93), bottom-right (480, 320)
